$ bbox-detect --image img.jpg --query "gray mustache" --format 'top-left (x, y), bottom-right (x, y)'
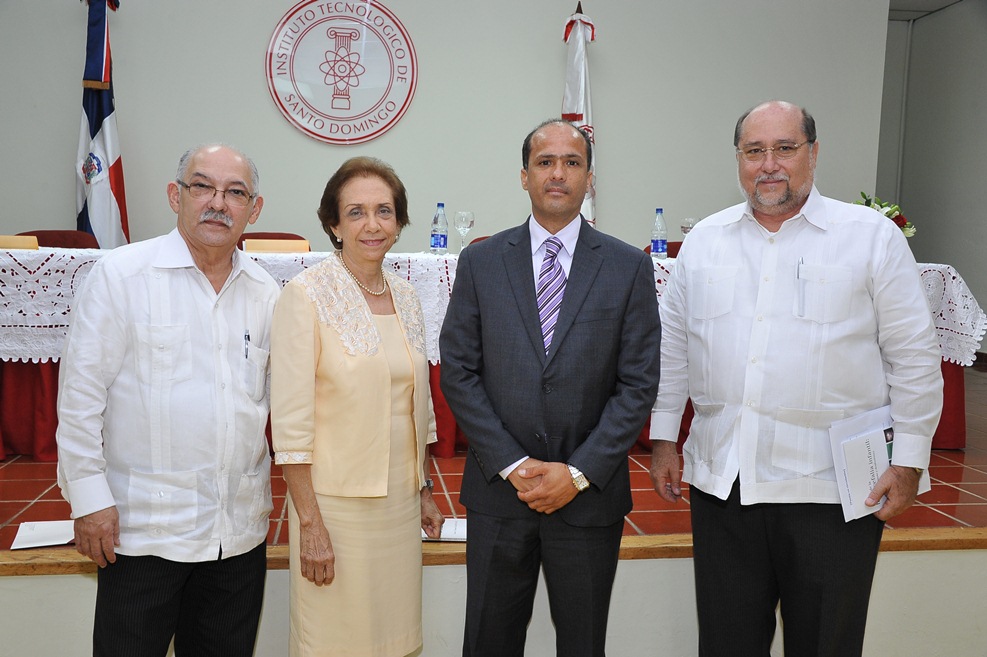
top-left (200, 210), bottom-right (234, 227)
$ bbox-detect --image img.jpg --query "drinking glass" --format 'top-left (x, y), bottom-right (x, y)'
top-left (681, 217), bottom-right (696, 236)
top-left (454, 211), bottom-right (475, 253)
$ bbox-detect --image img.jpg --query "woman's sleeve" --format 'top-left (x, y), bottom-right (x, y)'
top-left (271, 281), bottom-right (320, 463)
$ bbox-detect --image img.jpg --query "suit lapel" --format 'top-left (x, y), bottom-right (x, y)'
top-left (503, 222), bottom-right (546, 363)
top-left (545, 220), bottom-right (603, 367)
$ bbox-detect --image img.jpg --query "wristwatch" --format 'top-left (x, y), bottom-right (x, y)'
top-left (567, 464), bottom-right (590, 492)
top-left (912, 467), bottom-right (924, 476)
top-left (423, 478), bottom-right (434, 491)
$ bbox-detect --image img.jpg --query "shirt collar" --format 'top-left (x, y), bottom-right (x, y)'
top-left (528, 214), bottom-right (582, 257)
top-left (739, 185), bottom-right (827, 231)
top-left (151, 228), bottom-right (265, 283)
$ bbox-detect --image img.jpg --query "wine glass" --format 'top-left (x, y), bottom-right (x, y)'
top-left (454, 211), bottom-right (475, 253)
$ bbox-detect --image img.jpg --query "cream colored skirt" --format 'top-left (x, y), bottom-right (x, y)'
top-left (287, 414), bottom-right (422, 657)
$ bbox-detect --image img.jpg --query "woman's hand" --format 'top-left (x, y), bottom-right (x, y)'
top-left (299, 518), bottom-right (335, 586)
top-left (420, 487), bottom-right (444, 539)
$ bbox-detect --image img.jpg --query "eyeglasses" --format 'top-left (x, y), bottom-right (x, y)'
top-left (175, 180), bottom-right (255, 207)
top-left (737, 141), bottom-right (813, 163)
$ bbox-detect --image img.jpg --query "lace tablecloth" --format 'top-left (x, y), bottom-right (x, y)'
top-left (2, 249), bottom-right (984, 366)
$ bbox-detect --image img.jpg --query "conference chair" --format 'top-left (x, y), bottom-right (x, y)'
top-left (237, 231), bottom-right (310, 252)
top-left (18, 229), bottom-right (99, 249)
top-left (0, 235), bottom-right (40, 249)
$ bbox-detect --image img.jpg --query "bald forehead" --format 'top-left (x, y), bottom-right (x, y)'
top-left (531, 124), bottom-right (588, 157)
top-left (740, 103), bottom-right (805, 144)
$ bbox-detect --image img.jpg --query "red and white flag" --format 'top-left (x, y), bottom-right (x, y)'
top-left (562, 3), bottom-right (596, 226)
top-left (77, 0), bottom-right (130, 249)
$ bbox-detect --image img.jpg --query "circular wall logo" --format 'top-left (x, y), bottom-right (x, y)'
top-left (266, 0), bottom-right (418, 145)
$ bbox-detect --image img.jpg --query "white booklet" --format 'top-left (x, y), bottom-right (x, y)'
top-left (422, 517), bottom-right (467, 542)
top-left (829, 405), bottom-right (931, 522)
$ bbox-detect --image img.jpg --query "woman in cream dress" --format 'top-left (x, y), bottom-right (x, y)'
top-left (271, 157), bottom-right (444, 657)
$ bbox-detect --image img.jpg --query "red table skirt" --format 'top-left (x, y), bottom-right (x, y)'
top-left (0, 360), bottom-right (968, 462)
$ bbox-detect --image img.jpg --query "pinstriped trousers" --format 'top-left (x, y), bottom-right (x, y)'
top-left (690, 481), bottom-right (884, 657)
top-left (93, 542), bottom-right (267, 657)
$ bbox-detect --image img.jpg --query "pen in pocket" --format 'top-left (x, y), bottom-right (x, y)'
top-left (244, 330), bottom-right (250, 359)
top-left (797, 257), bottom-right (806, 318)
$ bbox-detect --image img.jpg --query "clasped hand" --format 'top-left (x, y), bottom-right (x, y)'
top-left (510, 458), bottom-right (578, 514)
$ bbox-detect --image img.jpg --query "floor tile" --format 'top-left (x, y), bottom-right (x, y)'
top-left (937, 503), bottom-right (987, 527)
top-left (0, 501), bottom-right (29, 526)
top-left (0, 462), bottom-right (58, 480)
top-left (0, 479), bottom-right (54, 502)
top-left (929, 465), bottom-right (987, 484)
top-left (886, 505), bottom-right (961, 529)
top-left (629, 471), bottom-right (656, 490)
top-left (0, 525), bottom-right (17, 551)
top-left (626, 510), bottom-right (692, 534)
top-left (631, 489), bottom-right (689, 512)
top-left (919, 483), bottom-right (987, 505)
top-left (13, 501), bottom-right (72, 523)
top-left (437, 473), bottom-right (462, 494)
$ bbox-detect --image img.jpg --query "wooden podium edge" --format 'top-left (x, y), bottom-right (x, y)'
top-left (3, 527), bottom-right (986, 577)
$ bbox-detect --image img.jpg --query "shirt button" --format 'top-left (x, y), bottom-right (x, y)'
top-left (221, 383), bottom-right (226, 389)
top-left (751, 357), bottom-right (757, 363)
top-left (763, 276), bottom-right (770, 282)
top-left (542, 384), bottom-right (553, 394)
top-left (746, 400), bottom-right (755, 407)
top-left (157, 490), bottom-right (165, 498)
top-left (768, 238), bottom-right (775, 244)
top-left (757, 316), bottom-right (764, 321)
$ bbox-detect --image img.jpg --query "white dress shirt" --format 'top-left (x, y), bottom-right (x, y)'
top-left (651, 188), bottom-right (943, 504)
top-left (56, 229), bottom-right (281, 561)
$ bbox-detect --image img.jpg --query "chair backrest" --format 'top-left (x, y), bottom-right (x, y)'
top-left (0, 235), bottom-right (40, 250)
top-left (237, 231), bottom-right (309, 250)
top-left (469, 235), bottom-right (490, 245)
top-left (242, 239), bottom-right (311, 253)
top-left (17, 229), bottom-right (100, 249)
top-left (643, 241), bottom-right (682, 258)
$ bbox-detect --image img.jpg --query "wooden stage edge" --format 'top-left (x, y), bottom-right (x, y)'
top-left (3, 526), bottom-right (987, 577)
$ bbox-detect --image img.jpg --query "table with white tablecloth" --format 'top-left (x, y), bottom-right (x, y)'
top-left (2, 248), bottom-right (984, 459)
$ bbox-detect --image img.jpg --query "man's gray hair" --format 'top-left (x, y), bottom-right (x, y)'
top-left (176, 144), bottom-right (260, 193)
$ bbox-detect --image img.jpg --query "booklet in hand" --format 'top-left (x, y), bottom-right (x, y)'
top-left (829, 405), bottom-right (931, 522)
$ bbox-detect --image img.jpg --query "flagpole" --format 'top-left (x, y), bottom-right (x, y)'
top-left (562, 3), bottom-right (596, 226)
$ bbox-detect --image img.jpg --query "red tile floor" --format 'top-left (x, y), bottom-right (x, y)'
top-left (4, 365), bottom-right (987, 550)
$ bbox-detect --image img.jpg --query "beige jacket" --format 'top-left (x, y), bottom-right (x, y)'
top-left (271, 254), bottom-right (436, 496)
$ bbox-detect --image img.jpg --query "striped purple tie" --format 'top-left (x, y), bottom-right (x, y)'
top-left (537, 236), bottom-right (566, 353)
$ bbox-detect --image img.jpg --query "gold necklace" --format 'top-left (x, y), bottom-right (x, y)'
top-left (336, 251), bottom-right (387, 296)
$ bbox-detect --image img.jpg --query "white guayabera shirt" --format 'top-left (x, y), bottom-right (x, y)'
top-left (651, 187), bottom-right (943, 505)
top-left (56, 229), bottom-right (280, 561)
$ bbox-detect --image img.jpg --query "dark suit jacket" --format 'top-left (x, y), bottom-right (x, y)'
top-left (439, 218), bottom-right (661, 527)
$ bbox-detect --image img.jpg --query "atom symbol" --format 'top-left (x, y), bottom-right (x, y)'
top-left (320, 47), bottom-right (366, 90)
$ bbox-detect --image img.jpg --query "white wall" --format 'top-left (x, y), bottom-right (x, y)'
top-left (877, 20), bottom-right (910, 203)
top-left (0, 0), bottom-right (889, 252)
top-left (892, 0), bottom-right (987, 304)
top-left (3, 550), bottom-right (986, 656)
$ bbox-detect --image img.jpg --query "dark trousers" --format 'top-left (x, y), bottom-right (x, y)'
top-left (690, 482), bottom-right (885, 657)
top-left (462, 509), bottom-right (623, 657)
top-left (93, 542), bottom-right (267, 657)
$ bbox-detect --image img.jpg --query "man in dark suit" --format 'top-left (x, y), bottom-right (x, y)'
top-left (440, 119), bottom-right (661, 657)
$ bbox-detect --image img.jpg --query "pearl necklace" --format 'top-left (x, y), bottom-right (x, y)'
top-left (336, 251), bottom-right (387, 296)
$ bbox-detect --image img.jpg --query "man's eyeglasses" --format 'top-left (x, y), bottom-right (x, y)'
top-left (176, 180), bottom-right (255, 207)
top-left (737, 141), bottom-right (813, 163)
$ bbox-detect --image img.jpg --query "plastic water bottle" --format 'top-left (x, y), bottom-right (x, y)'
top-left (430, 202), bottom-right (448, 254)
top-left (651, 208), bottom-right (667, 260)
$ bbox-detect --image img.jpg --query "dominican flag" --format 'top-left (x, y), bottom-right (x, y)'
top-left (77, 0), bottom-right (129, 248)
top-left (562, 2), bottom-right (596, 226)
